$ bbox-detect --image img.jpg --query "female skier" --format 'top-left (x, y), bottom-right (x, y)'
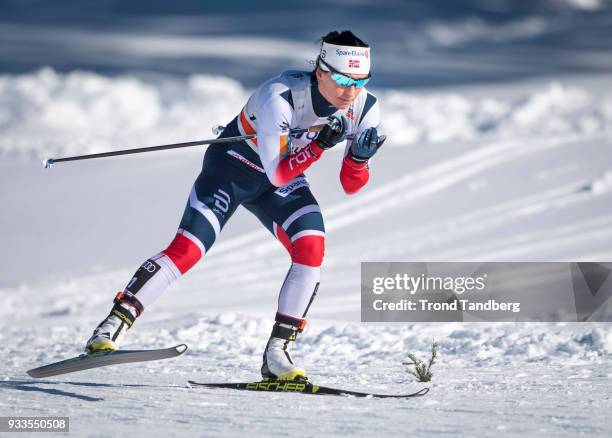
top-left (85, 30), bottom-right (384, 381)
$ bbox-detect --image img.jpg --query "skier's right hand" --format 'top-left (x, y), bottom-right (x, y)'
top-left (315, 115), bottom-right (348, 150)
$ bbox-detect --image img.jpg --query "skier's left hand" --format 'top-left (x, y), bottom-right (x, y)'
top-left (348, 127), bottom-right (386, 163)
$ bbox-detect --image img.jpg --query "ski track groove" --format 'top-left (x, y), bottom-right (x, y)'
top-left (337, 177), bottom-right (605, 255)
top-left (433, 214), bottom-right (612, 260)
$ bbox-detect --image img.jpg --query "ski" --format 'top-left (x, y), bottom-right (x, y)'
top-left (188, 379), bottom-right (429, 398)
top-left (27, 344), bottom-right (188, 378)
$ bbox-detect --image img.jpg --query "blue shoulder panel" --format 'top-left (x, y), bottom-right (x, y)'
top-left (280, 89), bottom-right (294, 110)
top-left (358, 92), bottom-right (377, 126)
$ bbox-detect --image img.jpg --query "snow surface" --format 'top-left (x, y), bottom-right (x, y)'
top-left (1, 70), bottom-right (611, 436)
top-left (1, 1), bottom-right (612, 435)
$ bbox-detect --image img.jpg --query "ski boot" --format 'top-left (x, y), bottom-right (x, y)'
top-left (261, 313), bottom-right (307, 381)
top-left (85, 291), bottom-right (143, 354)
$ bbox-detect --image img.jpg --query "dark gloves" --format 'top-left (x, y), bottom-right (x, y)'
top-left (348, 127), bottom-right (386, 163)
top-left (315, 115), bottom-right (348, 150)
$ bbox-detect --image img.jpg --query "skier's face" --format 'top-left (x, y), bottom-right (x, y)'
top-left (316, 68), bottom-right (367, 110)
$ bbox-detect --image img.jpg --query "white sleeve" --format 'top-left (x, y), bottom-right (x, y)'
top-left (256, 94), bottom-right (293, 186)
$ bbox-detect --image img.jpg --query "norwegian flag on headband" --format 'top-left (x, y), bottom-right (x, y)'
top-left (348, 59), bottom-right (360, 69)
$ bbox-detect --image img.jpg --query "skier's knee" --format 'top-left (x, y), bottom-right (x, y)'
top-left (162, 232), bottom-right (204, 274)
top-left (291, 235), bottom-right (325, 267)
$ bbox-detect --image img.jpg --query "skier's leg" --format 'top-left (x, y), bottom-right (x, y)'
top-left (86, 151), bottom-right (255, 353)
top-left (244, 177), bottom-right (325, 379)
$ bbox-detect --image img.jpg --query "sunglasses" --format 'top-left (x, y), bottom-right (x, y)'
top-left (318, 59), bottom-right (371, 89)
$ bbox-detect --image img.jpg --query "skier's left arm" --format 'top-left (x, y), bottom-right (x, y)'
top-left (340, 98), bottom-right (385, 195)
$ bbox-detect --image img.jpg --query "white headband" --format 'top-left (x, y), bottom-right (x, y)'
top-left (319, 42), bottom-right (371, 75)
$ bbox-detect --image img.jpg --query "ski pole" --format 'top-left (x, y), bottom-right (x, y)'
top-left (42, 124), bottom-right (327, 169)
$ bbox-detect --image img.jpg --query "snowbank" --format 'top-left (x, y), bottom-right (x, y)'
top-left (0, 68), bottom-right (247, 160)
top-left (383, 82), bottom-right (612, 145)
top-left (169, 314), bottom-right (612, 367)
top-left (1, 68), bottom-right (611, 160)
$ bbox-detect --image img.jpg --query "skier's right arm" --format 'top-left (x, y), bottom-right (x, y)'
top-left (257, 95), bottom-right (345, 187)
